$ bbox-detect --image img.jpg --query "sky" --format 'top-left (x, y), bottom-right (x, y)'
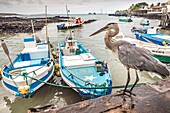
top-left (0, 0), bottom-right (168, 14)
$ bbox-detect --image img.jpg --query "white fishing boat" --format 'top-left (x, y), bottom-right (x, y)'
top-left (112, 32), bottom-right (170, 63)
top-left (57, 6), bottom-right (83, 30)
top-left (57, 17), bottom-right (83, 30)
top-left (1, 37), bottom-right (54, 97)
top-left (1, 7), bottom-right (55, 97)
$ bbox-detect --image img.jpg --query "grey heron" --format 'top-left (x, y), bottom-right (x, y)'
top-left (90, 23), bottom-right (169, 96)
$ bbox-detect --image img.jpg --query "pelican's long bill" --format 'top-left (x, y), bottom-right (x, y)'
top-left (89, 26), bottom-right (108, 37)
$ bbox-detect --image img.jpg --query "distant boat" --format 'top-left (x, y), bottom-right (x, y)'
top-left (134, 27), bottom-right (170, 46)
top-left (118, 17), bottom-right (132, 22)
top-left (131, 27), bottom-right (148, 33)
top-left (58, 36), bottom-right (112, 98)
top-left (1, 37), bottom-right (54, 97)
top-left (140, 20), bottom-right (150, 26)
top-left (57, 17), bottom-right (83, 30)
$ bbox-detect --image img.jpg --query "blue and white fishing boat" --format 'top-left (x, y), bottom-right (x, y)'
top-left (1, 37), bottom-right (54, 97)
top-left (131, 27), bottom-right (148, 33)
top-left (134, 27), bottom-right (170, 46)
top-left (140, 20), bottom-right (150, 26)
top-left (58, 36), bottom-right (112, 98)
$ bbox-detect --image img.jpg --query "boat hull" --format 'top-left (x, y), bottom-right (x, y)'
top-left (151, 54), bottom-right (170, 63)
top-left (60, 67), bottom-right (112, 98)
top-left (57, 23), bottom-right (83, 30)
top-left (119, 17), bottom-right (132, 22)
top-left (135, 30), bottom-right (170, 46)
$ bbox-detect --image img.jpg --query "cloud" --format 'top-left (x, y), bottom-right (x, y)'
top-left (38, 0), bottom-right (44, 5)
top-left (27, 0), bottom-right (33, 4)
top-left (0, 1), bottom-right (12, 6)
top-left (0, 0), bottom-right (25, 7)
top-left (0, 0), bottom-right (167, 14)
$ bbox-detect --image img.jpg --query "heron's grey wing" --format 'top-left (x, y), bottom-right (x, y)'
top-left (117, 44), bottom-right (157, 71)
top-left (118, 45), bottom-right (169, 77)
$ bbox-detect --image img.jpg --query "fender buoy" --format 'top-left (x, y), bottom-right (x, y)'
top-left (52, 51), bottom-right (58, 59)
top-left (50, 42), bottom-right (53, 48)
top-left (162, 41), bottom-right (167, 46)
top-left (55, 71), bottom-right (61, 77)
top-left (18, 85), bottom-right (30, 95)
top-left (55, 63), bottom-right (59, 70)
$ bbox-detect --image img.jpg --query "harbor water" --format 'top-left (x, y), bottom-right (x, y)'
top-left (0, 15), bottom-right (161, 113)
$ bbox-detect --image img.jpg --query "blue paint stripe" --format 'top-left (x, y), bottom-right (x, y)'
top-left (24, 37), bottom-right (34, 42)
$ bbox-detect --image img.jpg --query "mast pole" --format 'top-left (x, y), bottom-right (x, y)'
top-left (66, 5), bottom-right (72, 39)
top-left (45, 6), bottom-right (50, 58)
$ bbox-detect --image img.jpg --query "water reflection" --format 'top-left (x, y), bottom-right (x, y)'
top-left (3, 77), bottom-right (83, 113)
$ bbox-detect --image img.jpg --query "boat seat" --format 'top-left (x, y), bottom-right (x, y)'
top-left (13, 59), bottom-right (41, 68)
top-left (62, 55), bottom-right (95, 67)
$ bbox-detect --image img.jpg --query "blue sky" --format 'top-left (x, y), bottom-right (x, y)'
top-left (0, 0), bottom-right (168, 14)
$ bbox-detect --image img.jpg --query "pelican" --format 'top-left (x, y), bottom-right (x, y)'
top-left (90, 23), bottom-right (169, 96)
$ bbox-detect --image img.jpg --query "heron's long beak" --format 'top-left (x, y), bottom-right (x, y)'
top-left (90, 26), bottom-right (108, 37)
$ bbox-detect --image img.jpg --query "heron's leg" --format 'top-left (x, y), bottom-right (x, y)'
top-left (123, 68), bottom-right (131, 93)
top-left (130, 70), bottom-right (139, 92)
top-left (114, 68), bottom-right (131, 96)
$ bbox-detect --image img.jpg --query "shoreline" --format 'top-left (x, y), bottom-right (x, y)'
top-left (0, 16), bottom-right (97, 35)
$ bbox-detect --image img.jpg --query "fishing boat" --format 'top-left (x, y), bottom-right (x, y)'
top-left (140, 20), bottom-right (150, 26)
top-left (57, 17), bottom-right (83, 30)
top-left (118, 16), bottom-right (132, 22)
top-left (111, 33), bottom-right (170, 63)
top-left (136, 42), bottom-right (170, 63)
top-left (1, 37), bottom-right (54, 97)
top-left (131, 27), bottom-right (148, 33)
top-left (134, 27), bottom-right (170, 46)
top-left (58, 36), bottom-right (112, 98)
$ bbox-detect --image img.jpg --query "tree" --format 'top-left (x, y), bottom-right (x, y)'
top-left (150, 3), bottom-right (154, 7)
top-left (129, 2), bottom-right (148, 11)
top-left (156, 2), bottom-right (160, 6)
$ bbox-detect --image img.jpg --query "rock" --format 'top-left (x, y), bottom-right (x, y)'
top-left (0, 17), bottom-right (97, 34)
top-left (83, 19), bottom-right (97, 24)
top-left (28, 78), bottom-right (170, 113)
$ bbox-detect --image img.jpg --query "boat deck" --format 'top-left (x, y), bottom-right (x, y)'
top-left (67, 66), bottom-right (108, 85)
top-left (61, 53), bottom-right (110, 85)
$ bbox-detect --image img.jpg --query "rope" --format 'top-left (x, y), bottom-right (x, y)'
top-left (3, 64), bottom-right (145, 89)
top-left (8, 74), bottom-right (19, 87)
top-left (22, 74), bottom-right (146, 89)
